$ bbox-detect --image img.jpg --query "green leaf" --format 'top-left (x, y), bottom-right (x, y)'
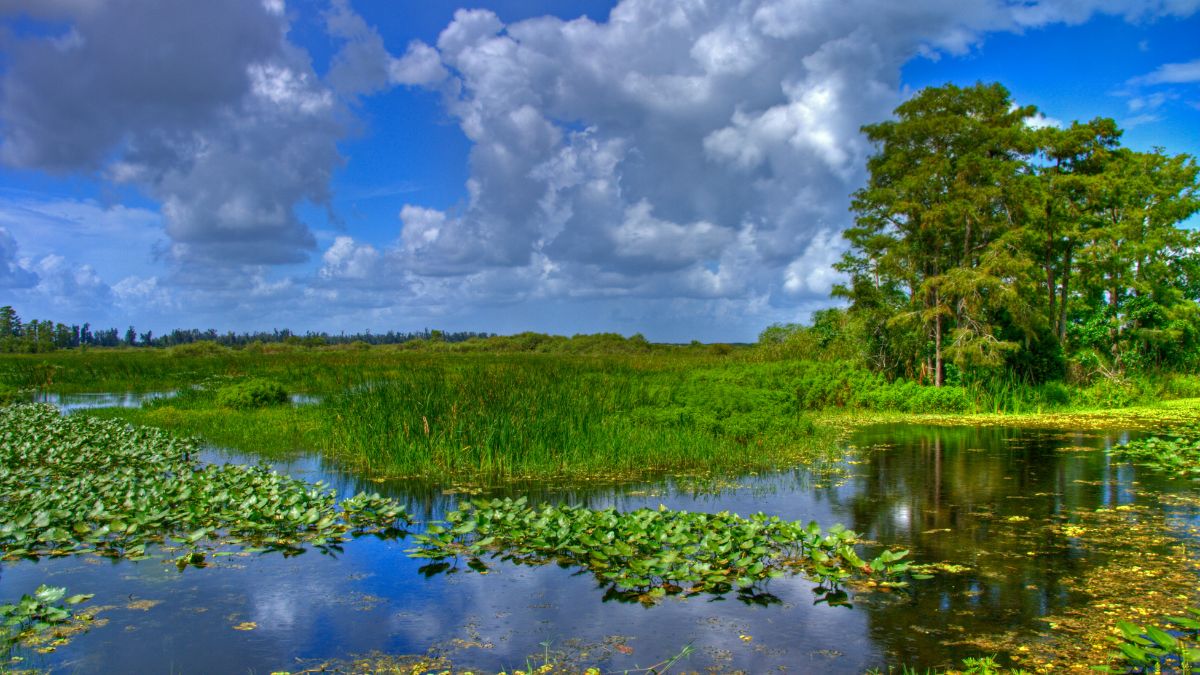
top-left (1117, 642), bottom-right (1150, 665)
top-left (1116, 621), bottom-right (1152, 646)
top-left (1144, 625), bottom-right (1178, 651)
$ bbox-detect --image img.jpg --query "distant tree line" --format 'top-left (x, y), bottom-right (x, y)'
top-left (766, 81), bottom-right (1200, 386)
top-left (0, 306), bottom-right (492, 353)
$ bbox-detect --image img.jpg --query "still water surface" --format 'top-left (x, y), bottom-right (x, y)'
top-left (4, 421), bottom-right (1198, 673)
top-left (30, 391), bottom-right (318, 412)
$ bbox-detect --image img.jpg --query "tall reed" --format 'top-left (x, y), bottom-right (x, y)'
top-left (318, 357), bottom-right (828, 480)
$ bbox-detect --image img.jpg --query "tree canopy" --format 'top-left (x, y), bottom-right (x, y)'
top-left (834, 82), bottom-right (1200, 386)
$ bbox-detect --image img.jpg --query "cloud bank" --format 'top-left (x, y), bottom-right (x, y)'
top-left (316, 0), bottom-right (1197, 334)
top-left (0, 0), bottom-right (348, 267)
top-left (1, 0), bottom-right (1197, 338)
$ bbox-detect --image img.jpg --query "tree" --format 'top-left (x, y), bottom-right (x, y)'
top-left (1033, 118), bottom-right (1122, 344)
top-left (0, 306), bottom-right (20, 353)
top-left (1071, 147), bottom-right (1200, 371)
top-left (840, 82), bottom-right (1040, 386)
top-left (840, 83), bottom-right (1200, 384)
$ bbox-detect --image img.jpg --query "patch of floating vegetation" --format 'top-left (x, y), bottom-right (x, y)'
top-left (952, 497), bottom-right (1200, 672)
top-left (1096, 606), bottom-right (1200, 674)
top-left (1112, 435), bottom-right (1200, 478)
top-left (837, 397), bottom-right (1200, 434)
top-left (1, 403), bottom-right (924, 667)
top-left (407, 497), bottom-right (922, 606)
top-left (0, 404), bottom-right (411, 563)
top-left (285, 636), bottom-right (693, 675)
top-left (0, 403), bottom-right (411, 661)
top-left (0, 584), bottom-right (96, 666)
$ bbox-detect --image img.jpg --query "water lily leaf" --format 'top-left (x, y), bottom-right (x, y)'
top-left (1166, 616), bottom-right (1200, 630)
top-left (1116, 621), bottom-right (1153, 646)
top-left (1145, 625), bottom-right (1178, 651)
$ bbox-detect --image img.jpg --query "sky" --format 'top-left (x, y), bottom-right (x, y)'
top-left (0, 0), bottom-right (1198, 342)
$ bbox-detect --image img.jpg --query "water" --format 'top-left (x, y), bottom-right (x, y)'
top-left (31, 391), bottom-right (179, 413)
top-left (30, 390), bottom-right (318, 412)
top-left (3, 423), bottom-right (1198, 673)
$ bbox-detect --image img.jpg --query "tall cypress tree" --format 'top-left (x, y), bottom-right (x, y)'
top-left (842, 82), bottom-right (1038, 386)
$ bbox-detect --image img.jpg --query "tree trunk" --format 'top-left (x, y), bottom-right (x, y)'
top-left (1045, 233), bottom-right (1057, 329)
top-left (1109, 277), bottom-right (1121, 369)
top-left (934, 308), bottom-right (944, 388)
top-left (1057, 243), bottom-right (1072, 342)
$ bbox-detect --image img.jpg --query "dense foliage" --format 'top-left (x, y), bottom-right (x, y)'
top-left (828, 82), bottom-right (1200, 387)
top-left (214, 377), bottom-right (288, 409)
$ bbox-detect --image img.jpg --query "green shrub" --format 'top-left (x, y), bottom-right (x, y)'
top-left (167, 340), bottom-right (228, 357)
top-left (215, 378), bottom-right (288, 409)
top-left (0, 386), bottom-right (22, 406)
top-left (1071, 377), bottom-right (1140, 409)
top-left (908, 386), bottom-right (971, 413)
top-left (1158, 374), bottom-right (1200, 400)
top-left (1033, 381), bottom-right (1072, 407)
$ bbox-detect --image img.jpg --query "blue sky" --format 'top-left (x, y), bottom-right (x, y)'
top-left (0, 0), bottom-right (1198, 342)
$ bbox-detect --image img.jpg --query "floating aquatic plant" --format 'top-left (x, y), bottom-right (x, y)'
top-left (1094, 607), bottom-right (1200, 674)
top-left (408, 497), bottom-right (917, 604)
top-left (0, 404), bottom-right (411, 563)
top-left (0, 584), bottom-right (93, 665)
top-left (0, 585), bottom-right (91, 637)
top-left (1111, 435), bottom-right (1200, 477)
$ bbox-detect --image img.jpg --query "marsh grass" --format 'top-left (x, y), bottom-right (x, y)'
top-left (319, 358), bottom-right (836, 480)
top-left (81, 374), bottom-right (319, 454)
top-left (85, 404), bottom-right (319, 456)
top-left (14, 347), bottom-right (1200, 482)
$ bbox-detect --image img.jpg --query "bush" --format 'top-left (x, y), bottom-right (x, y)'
top-left (907, 386), bottom-right (971, 413)
top-left (167, 341), bottom-right (228, 357)
top-left (1158, 374), bottom-right (1200, 400)
top-left (0, 386), bottom-right (22, 406)
top-left (1071, 377), bottom-right (1139, 409)
top-left (215, 378), bottom-right (288, 409)
top-left (1032, 381), bottom-right (1071, 407)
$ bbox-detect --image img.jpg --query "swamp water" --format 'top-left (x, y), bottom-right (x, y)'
top-left (30, 391), bottom-right (319, 412)
top-left (3, 422), bottom-right (1199, 673)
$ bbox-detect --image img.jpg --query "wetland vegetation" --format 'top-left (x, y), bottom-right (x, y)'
top-left (4, 344), bottom-right (1200, 673)
top-left (0, 82), bottom-right (1198, 673)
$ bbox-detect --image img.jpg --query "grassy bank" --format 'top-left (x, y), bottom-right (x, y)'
top-left (81, 355), bottom-right (841, 481)
top-left (824, 397), bottom-right (1200, 433)
top-left (8, 347), bottom-right (1200, 483)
